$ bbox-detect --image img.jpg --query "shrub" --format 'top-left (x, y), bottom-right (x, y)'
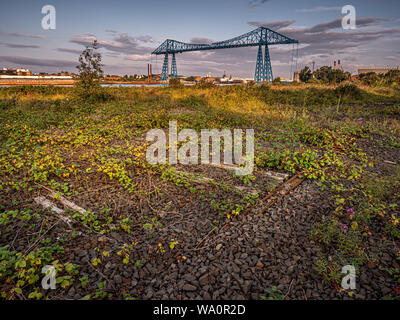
top-left (359, 72), bottom-right (380, 86)
top-left (299, 66), bottom-right (312, 83)
top-left (168, 78), bottom-right (184, 88)
top-left (195, 79), bottom-right (216, 89)
top-left (272, 77), bottom-right (281, 84)
top-left (4, 85), bottom-right (67, 96)
top-left (314, 66), bottom-right (351, 84)
top-left (0, 98), bottom-right (17, 110)
top-left (335, 83), bottom-right (362, 99)
top-left (258, 82), bottom-right (271, 90)
top-left (73, 40), bottom-right (112, 103)
top-left (73, 85), bottom-right (113, 104)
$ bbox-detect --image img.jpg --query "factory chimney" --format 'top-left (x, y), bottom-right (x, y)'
top-left (334, 61), bottom-right (337, 70)
top-left (338, 60), bottom-right (341, 71)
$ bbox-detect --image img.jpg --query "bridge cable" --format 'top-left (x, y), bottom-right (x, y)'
top-left (290, 43), bottom-right (295, 80)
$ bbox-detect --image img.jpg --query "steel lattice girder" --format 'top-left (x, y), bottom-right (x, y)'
top-left (151, 27), bottom-right (298, 55)
top-left (264, 45), bottom-right (273, 83)
top-left (161, 54), bottom-right (169, 80)
top-left (254, 42), bottom-right (264, 84)
top-left (171, 53), bottom-right (178, 78)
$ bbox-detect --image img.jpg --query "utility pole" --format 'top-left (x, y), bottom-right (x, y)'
top-left (150, 64), bottom-right (152, 82)
top-left (147, 64), bottom-right (153, 83)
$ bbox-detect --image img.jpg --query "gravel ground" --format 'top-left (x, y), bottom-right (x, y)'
top-left (1, 134), bottom-right (399, 300)
top-left (6, 176), bottom-right (393, 300)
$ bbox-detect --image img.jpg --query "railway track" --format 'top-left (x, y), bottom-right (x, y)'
top-left (243, 172), bottom-right (306, 216)
top-left (194, 170), bottom-right (306, 249)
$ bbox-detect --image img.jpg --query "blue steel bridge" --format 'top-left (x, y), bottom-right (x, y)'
top-left (151, 27), bottom-right (299, 83)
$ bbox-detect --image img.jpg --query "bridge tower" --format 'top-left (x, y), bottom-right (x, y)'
top-left (264, 45), bottom-right (273, 83)
top-left (161, 53), bottom-right (169, 80)
top-left (254, 43), bottom-right (274, 84)
top-left (171, 53), bottom-right (178, 78)
top-left (254, 42), bottom-right (264, 84)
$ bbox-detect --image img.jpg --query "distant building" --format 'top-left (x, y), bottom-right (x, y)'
top-left (58, 72), bottom-right (73, 77)
top-left (17, 68), bottom-right (32, 76)
top-left (241, 78), bottom-right (254, 84)
top-left (204, 77), bottom-right (218, 83)
top-left (0, 68), bottom-right (17, 75)
top-left (0, 67), bottom-right (78, 79)
top-left (293, 71), bottom-right (300, 82)
top-left (220, 76), bottom-right (230, 83)
top-left (102, 75), bottom-right (122, 81)
top-left (280, 78), bottom-right (293, 83)
top-left (358, 68), bottom-right (397, 75)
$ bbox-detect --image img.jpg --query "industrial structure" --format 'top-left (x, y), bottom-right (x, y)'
top-left (1, 68), bottom-right (32, 76)
top-left (151, 27), bottom-right (299, 83)
top-left (333, 60), bottom-right (342, 71)
top-left (358, 68), bottom-right (398, 75)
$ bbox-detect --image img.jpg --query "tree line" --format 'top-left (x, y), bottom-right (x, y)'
top-left (299, 65), bottom-right (400, 86)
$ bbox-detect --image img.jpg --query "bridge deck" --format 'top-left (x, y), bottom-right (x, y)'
top-left (151, 27), bottom-right (298, 55)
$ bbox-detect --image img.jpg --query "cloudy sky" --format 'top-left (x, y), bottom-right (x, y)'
top-left (0, 0), bottom-right (399, 78)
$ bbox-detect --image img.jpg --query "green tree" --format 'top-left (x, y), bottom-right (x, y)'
top-left (313, 66), bottom-right (332, 83)
top-left (273, 77), bottom-right (281, 84)
top-left (333, 69), bottom-right (351, 84)
top-left (359, 72), bottom-right (380, 86)
top-left (74, 40), bottom-right (106, 101)
top-left (384, 70), bottom-right (400, 85)
top-left (314, 66), bottom-right (350, 84)
top-left (299, 66), bottom-right (312, 83)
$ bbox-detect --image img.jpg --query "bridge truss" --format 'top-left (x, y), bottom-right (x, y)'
top-left (151, 27), bottom-right (299, 83)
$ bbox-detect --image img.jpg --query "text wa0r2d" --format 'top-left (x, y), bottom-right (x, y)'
top-left (197, 304), bottom-right (246, 315)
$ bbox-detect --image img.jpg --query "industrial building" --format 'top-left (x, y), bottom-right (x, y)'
top-left (0, 68), bottom-right (32, 76)
top-left (358, 68), bottom-right (398, 75)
